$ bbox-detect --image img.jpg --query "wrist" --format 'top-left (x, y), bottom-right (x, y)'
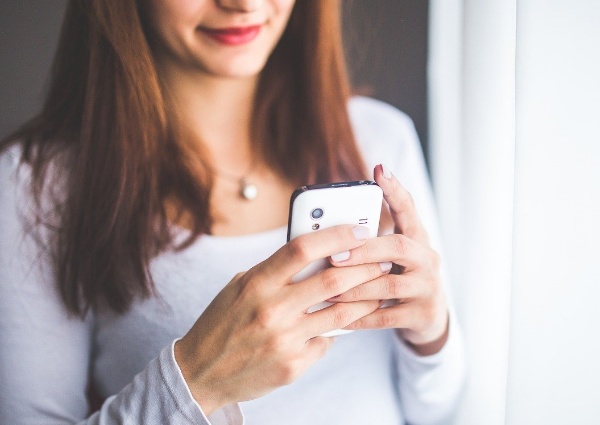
top-left (174, 338), bottom-right (227, 417)
top-left (397, 312), bottom-right (450, 356)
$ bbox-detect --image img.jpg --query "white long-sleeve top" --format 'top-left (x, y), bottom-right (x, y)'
top-left (0, 97), bottom-right (466, 425)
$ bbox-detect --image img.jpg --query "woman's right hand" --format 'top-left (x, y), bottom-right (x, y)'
top-left (174, 225), bottom-right (389, 415)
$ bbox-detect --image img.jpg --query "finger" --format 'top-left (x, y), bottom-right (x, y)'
top-left (303, 336), bottom-right (336, 363)
top-left (374, 164), bottom-right (429, 245)
top-left (326, 273), bottom-right (424, 303)
top-left (330, 233), bottom-right (425, 270)
top-left (255, 225), bottom-right (372, 286)
top-left (303, 300), bottom-right (381, 338)
top-left (343, 304), bottom-right (417, 330)
top-left (290, 262), bottom-right (392, 309)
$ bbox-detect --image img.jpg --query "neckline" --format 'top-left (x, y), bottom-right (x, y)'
top-left (170, 222), bottom-right (288, 247)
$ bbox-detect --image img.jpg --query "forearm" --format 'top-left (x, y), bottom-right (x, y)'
top-left (83, 340), bottom-right (243, 425)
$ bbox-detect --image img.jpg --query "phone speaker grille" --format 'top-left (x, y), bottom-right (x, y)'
top-left (358, 218), bottom-right (368, 225)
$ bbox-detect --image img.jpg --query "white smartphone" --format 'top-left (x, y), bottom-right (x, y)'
top-left (287, 180), bottom-right (383, 337)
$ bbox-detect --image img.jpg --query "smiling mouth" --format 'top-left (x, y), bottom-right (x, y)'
top-left (198, 25), bottom-right (262, 46)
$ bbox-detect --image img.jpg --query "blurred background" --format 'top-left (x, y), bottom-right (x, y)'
top-left (1, 1), bottom-right (599, 424)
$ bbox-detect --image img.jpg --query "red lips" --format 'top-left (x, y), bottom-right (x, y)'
top-left (199, 25), bottom-right (262, 46)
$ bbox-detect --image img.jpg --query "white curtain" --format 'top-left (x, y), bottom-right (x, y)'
top-left (428, 0), bottom-right (600, 424)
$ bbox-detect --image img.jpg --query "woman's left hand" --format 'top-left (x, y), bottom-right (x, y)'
top-left (327, 164), bottom-right (449, 356)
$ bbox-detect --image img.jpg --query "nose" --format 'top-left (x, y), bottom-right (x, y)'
top-left (216, 0), bottom-right (264, 13)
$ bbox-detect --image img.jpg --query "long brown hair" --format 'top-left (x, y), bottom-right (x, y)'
top-left (1, 0), bottom-right (366, 317)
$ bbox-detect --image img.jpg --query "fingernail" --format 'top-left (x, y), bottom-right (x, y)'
top-left (379, 262), bottom-right (393, 272)
top-left (352, 226), bottom-right (370, 240)
top-left (381, 163), bottom-right (392, 179)
top-left (331, 251), bottom-right (350, 262)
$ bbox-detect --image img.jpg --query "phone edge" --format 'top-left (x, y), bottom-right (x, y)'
top-left (286, 180), bottom-right (378, 242)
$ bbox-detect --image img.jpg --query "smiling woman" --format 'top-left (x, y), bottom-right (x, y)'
top-left (0, 1), bottom-right (465, 424)
top-left (143, 0), bottom-right (295, 77)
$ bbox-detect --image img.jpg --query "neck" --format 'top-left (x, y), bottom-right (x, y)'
top-left (161, 63), bottom-right (259, 166)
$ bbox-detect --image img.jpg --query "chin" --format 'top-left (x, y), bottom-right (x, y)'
top-left (195, 55), bottom-right (269, 79)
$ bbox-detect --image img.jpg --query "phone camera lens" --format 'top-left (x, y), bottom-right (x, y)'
top-left (310, 208), bottom-right (324, 220)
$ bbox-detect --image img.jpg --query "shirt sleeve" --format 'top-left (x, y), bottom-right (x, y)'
top-left (349, 97), bottom-right (467, 425)
top-left (389, 107), bottom-right (466, 425)
top-left (0, 145), bottom-right (244, 425)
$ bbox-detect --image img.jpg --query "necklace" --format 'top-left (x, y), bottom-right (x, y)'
top-left (214, 161), bottom-right (259, 201)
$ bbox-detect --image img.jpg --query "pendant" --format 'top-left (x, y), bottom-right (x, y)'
top-left (240, 179), bottom-right (258, 200)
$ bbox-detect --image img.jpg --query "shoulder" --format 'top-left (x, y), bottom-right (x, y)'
top-left (0, 141), bottom-right (70, 228)
top-left (0, 143), bottom-right (24, 175)
top-left (348, 96), bottom-right (416, 135)
top-left (0, 140), bottom-right (71, 189)
top-left (0, 143), bottom-right (37, 236)
top-left (0, 143), bottom-right (32, 203)
top-left (347, 96), bottom-right (422, 173)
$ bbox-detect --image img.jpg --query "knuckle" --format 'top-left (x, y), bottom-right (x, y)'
top-left (331, 306), bottom-right (351, 328)
top-left (391, 234), bottom-right (408, 256)
top-left (366, 262), bottom-right (382, 277)
top-left (335, 224), bottom-right (355, 241)
top-left (346, 284), bottom-right (363, 301)
top-left (376, 312), bottom-right (396, 329)
top-left (320, 269), bottom-right (344, 294)
top-left (287, 238), bottom-right (311, 263)
top-left (385, 275), bottom-right (404, 299)
top-left (357, 241), bottom-right (375, 261)
top-left (254, 305), bottom-right (280, 330)
top-left (276, 360), bottom-right (300, 386)
top-left (264, 334), bottom-right (291, 355)
top-left (423, 303), bottom-right (440, 324)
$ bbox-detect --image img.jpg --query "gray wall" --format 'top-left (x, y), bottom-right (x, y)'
top-left (0, 1), bottom-right (428, 155)
top-left (342, 0), bottom-right (429, 159)
top-left (0, 0), bottom-right (68, 139)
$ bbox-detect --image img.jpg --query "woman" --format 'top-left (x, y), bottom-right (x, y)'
top-left (0, 0), bottom-right (465, 424)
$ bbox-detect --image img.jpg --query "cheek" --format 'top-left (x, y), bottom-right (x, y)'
top-left (266, 0), bottom-right (296, 40)
top-left (272, 0), bottom-right (296, 22)
top-left (144, 0), bottom-right (213, 60)
top-left (144, 0), bottom-right (206, 34)
top-left (275, 0), bottom-right (296, 10)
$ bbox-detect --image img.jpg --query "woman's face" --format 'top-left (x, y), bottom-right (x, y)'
top-left (144, 0), bottom-right (296, 78)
